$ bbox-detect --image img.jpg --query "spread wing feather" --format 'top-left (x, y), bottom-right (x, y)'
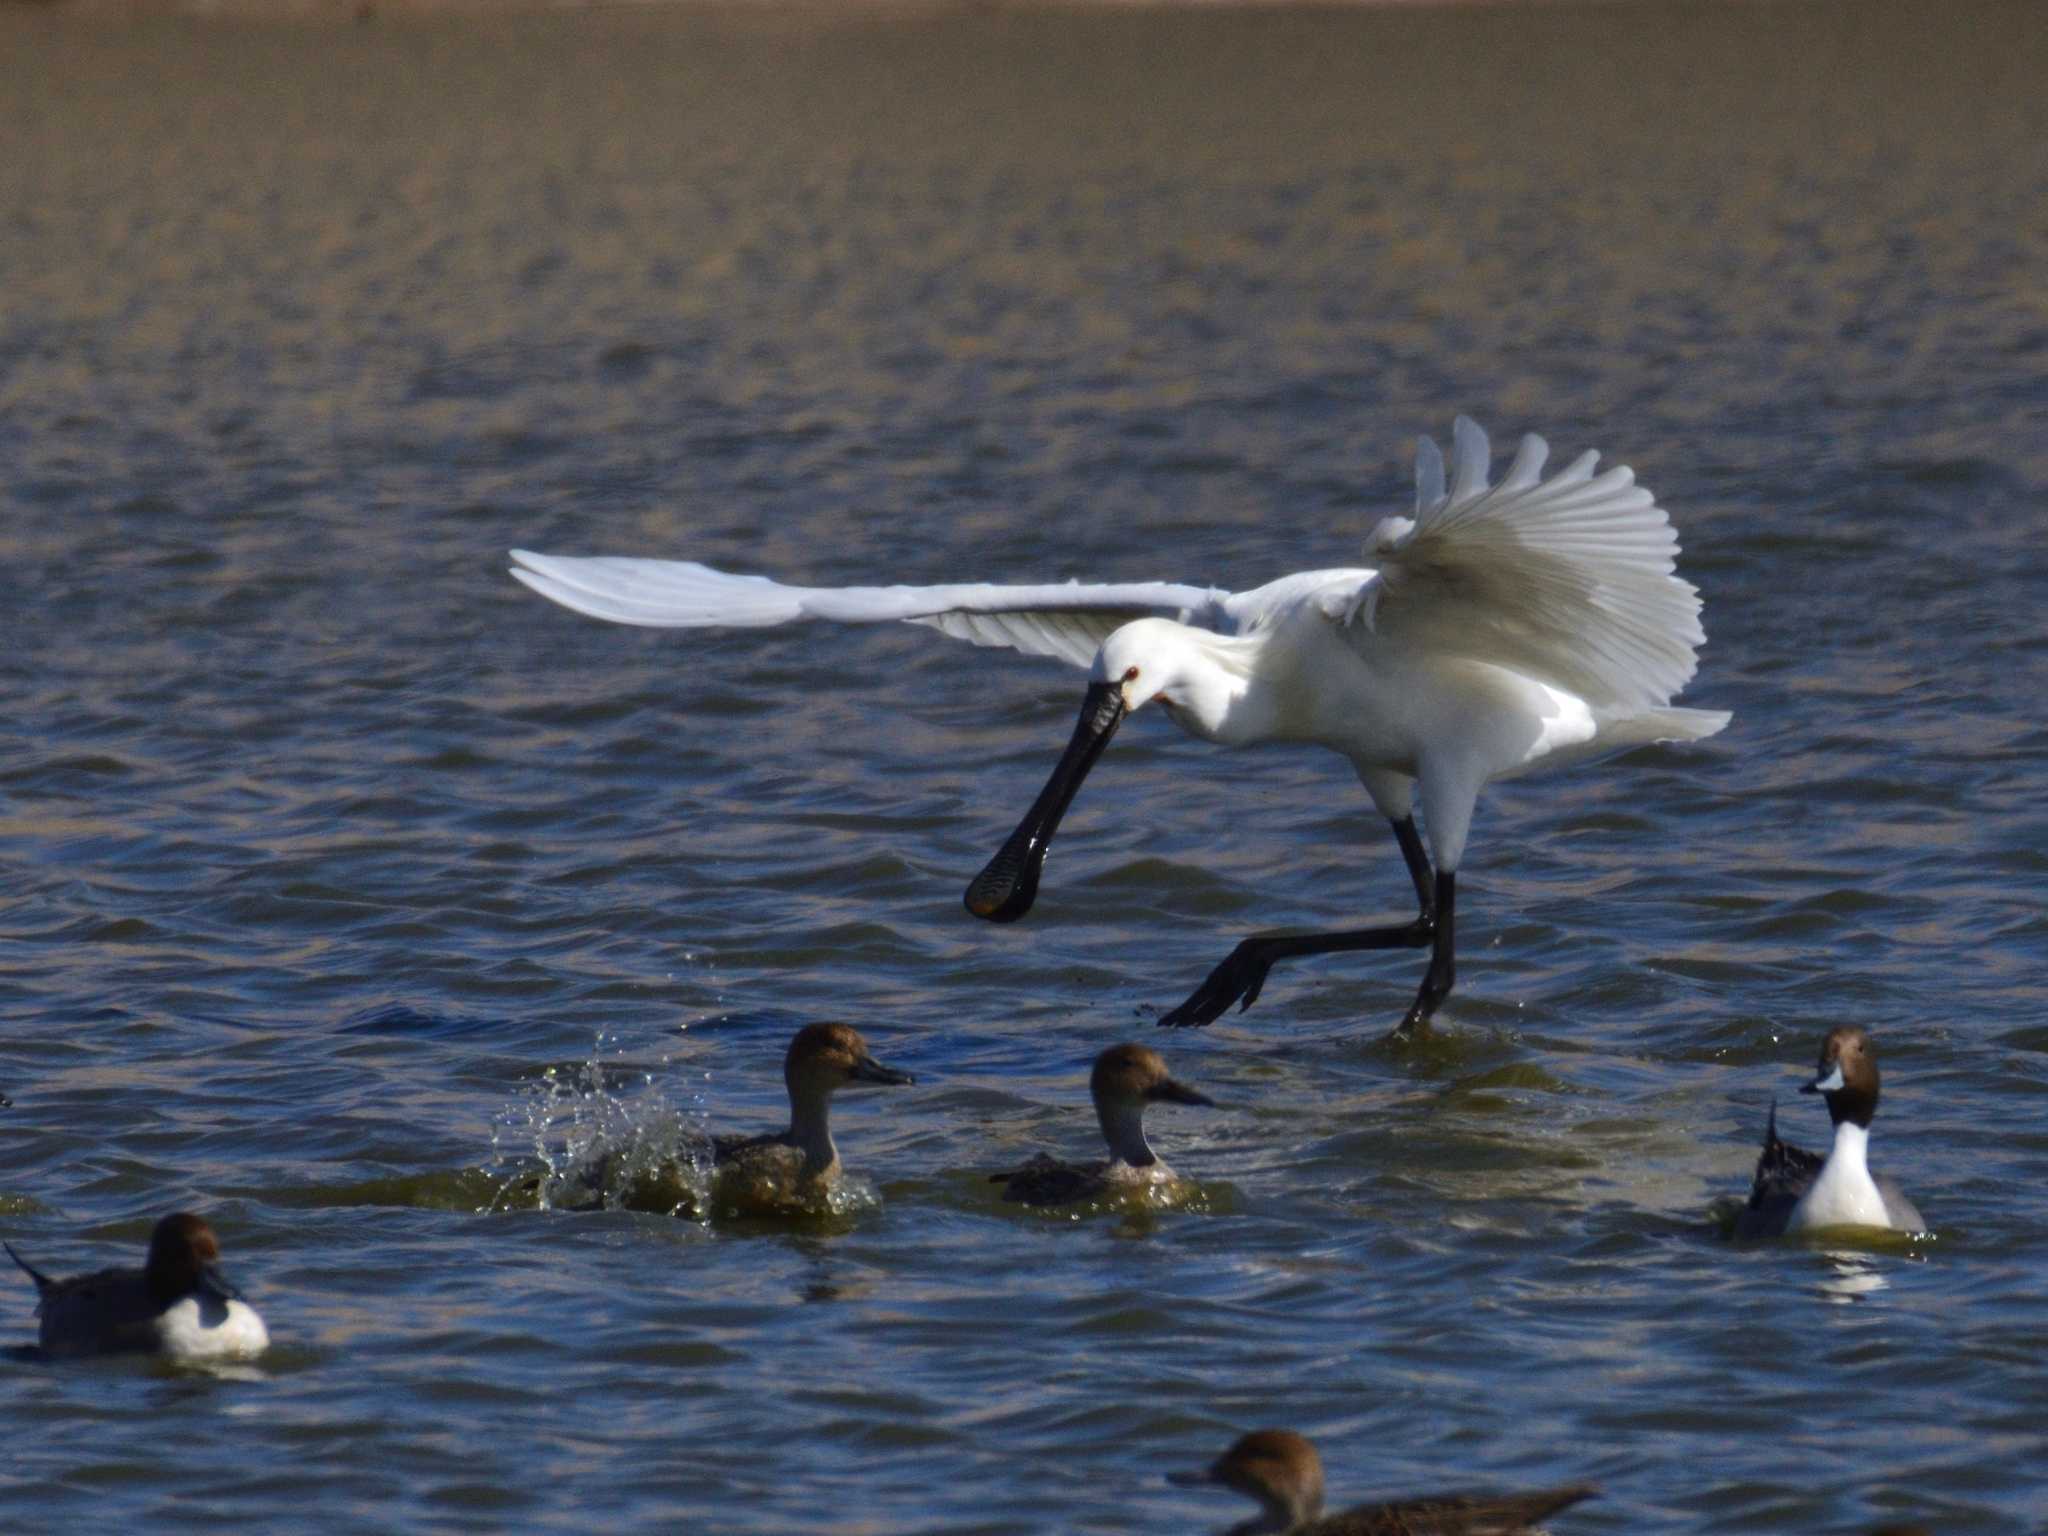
top-left (510, 414), bottom-right (1710, 706)
top-left (509, 551), bottom-right (1231, 671)
top-left (1356, 418), bottom-right (1707, 713)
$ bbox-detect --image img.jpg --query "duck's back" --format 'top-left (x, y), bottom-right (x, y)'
top-left (1309, 1482), bottom-right (1598, 1536)
top-left (1734, 1103), bottom-right (1825, 1239)
top-left (36, 1267), bottom-right (164, 1357)
top-left (711, 1131), bottom-right (841, 1212)
top-left (712, 1131), bottom-right (812, 1188)
top-left (711, 1130), bottom-right (787, 1168)
top-left (992, 1153), bottom-right (1109, 1207)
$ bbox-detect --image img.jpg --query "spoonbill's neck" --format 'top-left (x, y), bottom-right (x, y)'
top-left (1150, 629), bottom-right (1273, 745)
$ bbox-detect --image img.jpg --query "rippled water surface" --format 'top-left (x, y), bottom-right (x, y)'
top-left (3, 2), bottom-right (2047, 1530)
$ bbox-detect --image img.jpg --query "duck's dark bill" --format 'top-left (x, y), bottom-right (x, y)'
top-left (852, 1056), bottom-right (916, 1087)
top-left (964, 680), bottom-right (1125, 923)
top-left (199, 1264), bottom-right (247, 1304)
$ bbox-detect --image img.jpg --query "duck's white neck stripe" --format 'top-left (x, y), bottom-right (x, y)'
top-left (1788, 1117), bottom-right (1890, 1232)
top-left (1827, 1118), bottom-right (1871, 1178)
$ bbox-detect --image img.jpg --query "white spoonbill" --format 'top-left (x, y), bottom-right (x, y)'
top-left (510, 418), bottom-right (1728, 1036)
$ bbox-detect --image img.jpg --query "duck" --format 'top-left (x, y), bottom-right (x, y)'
top-left (543, 1021), bottom-right (916, 1214)
top-left (6, 1212), bottom-right (270, 1362)
top-left (991, 1043), bottom-right (1213, 1206)
top-left (1168, 1429), bottom-right (1597, 1536)
top-left (1735, 1025), bottom-right (1923, 1237)
top-left (707, 1021), bottom-right (916, 1203)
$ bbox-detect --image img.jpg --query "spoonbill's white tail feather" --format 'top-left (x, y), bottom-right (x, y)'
top-left (1367, 418), bottom-right (1708, 715)
top-left (508, 550), bottom-right (1229, 670)
top-left (1597, 706), bottom-right (1732, 748)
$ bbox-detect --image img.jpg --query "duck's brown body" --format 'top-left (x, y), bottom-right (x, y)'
top-left (991, 1045), bottom-right (1213, 1208)
top-left (1171, 1430), bottom-right (1594, 1536)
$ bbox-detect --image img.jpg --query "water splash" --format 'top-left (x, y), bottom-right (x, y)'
top-left (484, 1032), bottom-right (713, 1218)
top-left (997, 1172), bottom-right (1225, 1223)
top-left (481, 1032), bottom-right (885, 1222)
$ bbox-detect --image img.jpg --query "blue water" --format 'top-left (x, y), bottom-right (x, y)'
top-left (2, 2), bottom-right (2046, 1530)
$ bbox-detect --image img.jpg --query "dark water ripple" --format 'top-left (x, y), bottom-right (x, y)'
top-left (2, 2), bottom-right (2047, 1532)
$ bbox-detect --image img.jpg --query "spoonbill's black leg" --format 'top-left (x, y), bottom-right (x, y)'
top-left (1158, 816), bottom-right (1446, 1030)
top-left (1390, 813), bottom-right (1436, 919)
top-left (1394, 870), bottom-right (1455, 1036)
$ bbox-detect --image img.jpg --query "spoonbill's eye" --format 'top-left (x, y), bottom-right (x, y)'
top-left (1122, 665), bottom-right (1140, 683)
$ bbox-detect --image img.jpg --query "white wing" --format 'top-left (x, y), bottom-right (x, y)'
top-left (509, 551), bottom-right (1233, 670)
top-left (1352, 418), bottom-right (1707, 713)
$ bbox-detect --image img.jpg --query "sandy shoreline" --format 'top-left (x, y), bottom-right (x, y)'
top-left (11, 0), bottom-right (1499, 14)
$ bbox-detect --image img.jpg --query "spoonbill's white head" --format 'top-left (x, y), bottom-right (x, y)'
top-left (965, 618), bottom-right (1254, 924)
top-left (1093, 618), bottom-right (1244, 739)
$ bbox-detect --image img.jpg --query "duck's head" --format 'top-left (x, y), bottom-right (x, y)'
top-left (784, 1022), bottom-right (915, 1104)
top-left (1168, 1429), bottom-right (1325, 1533)
top-left (145, 1212), bottom-right (245, 1308)
top-left (1801, 1024), bottom-right (1881, 1128)
top-left (1091, 1042), bottom-right (1212, 1168)
top-left (1090, 1043), bottom-right (1214, 1114)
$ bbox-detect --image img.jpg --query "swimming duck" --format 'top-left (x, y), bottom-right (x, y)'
top-left (991, 1043), bottom-right (1212, 1206)
top-left (1735, 1025), bottom-right (1923, 1238)
top-left (6, 1212), bottom-right (270, 1362)
top-left (1168, 1430), bottom-right (1597, 1536)
top-left (545, 1021), bottom-right (915, 1214)
top-left (707, 1021), bottom-right (915, 1200)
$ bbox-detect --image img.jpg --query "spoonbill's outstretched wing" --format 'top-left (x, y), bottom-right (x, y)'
top-left (509, 550), bottom-right (1233, 670)
top-left (1345, 417), bottom-right (1707, 715)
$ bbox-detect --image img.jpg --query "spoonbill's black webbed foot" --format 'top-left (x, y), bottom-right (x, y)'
top-left (1156, 913), bottom-right (1440, 1029)
top-left (1158, 940), bottom-right (1279, 1028)
top-left (1391, 969), bottom-right (1453, 1037)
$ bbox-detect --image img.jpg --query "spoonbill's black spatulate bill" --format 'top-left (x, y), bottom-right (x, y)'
top-left (511, 418), bottom-right (1727, 1037)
